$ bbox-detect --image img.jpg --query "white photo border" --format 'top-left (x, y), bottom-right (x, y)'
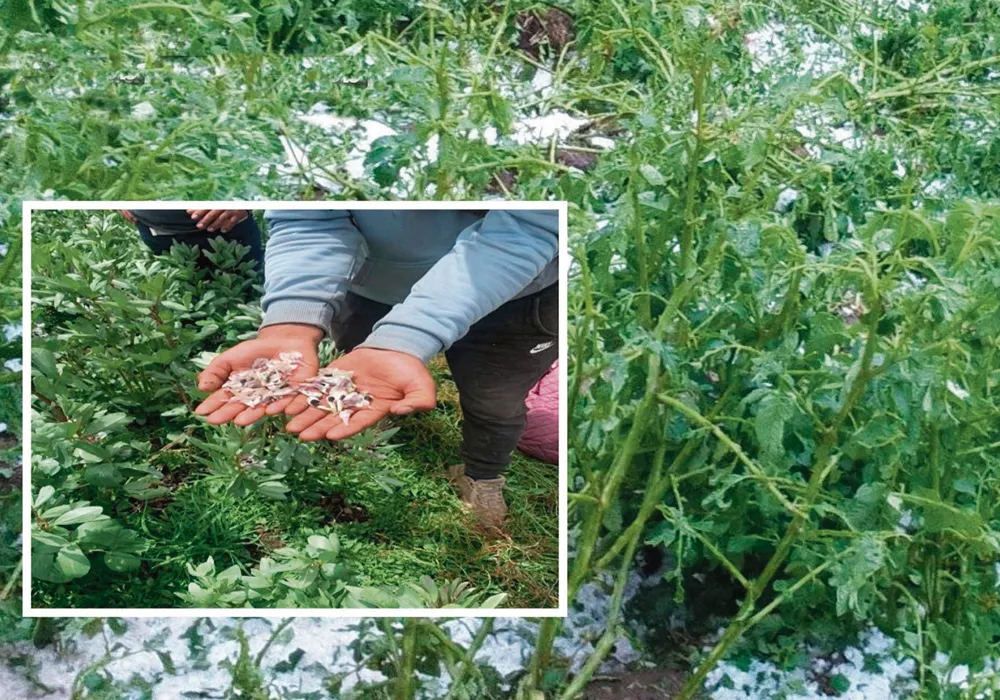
top-left (22, 200), bottom-right (569, 619)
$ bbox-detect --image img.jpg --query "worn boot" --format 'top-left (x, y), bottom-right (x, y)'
top-left (448, 464), bottom-right (508, 531)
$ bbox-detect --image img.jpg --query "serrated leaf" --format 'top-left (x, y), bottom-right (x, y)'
top-left (754, 393), bottom-right (795, 459)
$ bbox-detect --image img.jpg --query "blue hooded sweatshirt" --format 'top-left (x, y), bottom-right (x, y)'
top-left (260, 209), bottom-right (560, 363)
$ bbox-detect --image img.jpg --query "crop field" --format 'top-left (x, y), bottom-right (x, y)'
top-left (3, 0), bottom-right (1000, 698)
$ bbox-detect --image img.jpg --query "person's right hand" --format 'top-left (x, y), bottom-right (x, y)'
top-left (279, 347), bottom-right (437, 442)
top-left (187, 209), bottom-right (250, 233)
top-left (194, 324), bottom-right (323, 427)
top-left (120, 209), bottom-right (137, 223)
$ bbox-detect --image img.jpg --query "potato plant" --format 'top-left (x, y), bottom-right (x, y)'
top-left (520, 3), bottom-right (1000, 696)
top-left (542, 196), bottom-right (1000, 697)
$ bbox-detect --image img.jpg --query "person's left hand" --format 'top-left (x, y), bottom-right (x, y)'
top-left (186, 209), bottom-right (250, 233)
top-left (279, 348), bottom-right (437, 442)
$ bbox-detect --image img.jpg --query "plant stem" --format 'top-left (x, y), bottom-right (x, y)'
top-left (0, 557), bottom-right (22, 600)
top-left (395, 619), bottom-right (418, 700)
top-left (253, 618), bottom-right (293, 667)
top-left (525, 267), bottom-right (709, 694)
top-left (628, 168), bottom-right (652, 329)
top-left (680, 58), bottom-right (709, 279)
top-left (567, 244), bottom-right (595, 448)
top-left (657, 396), bottom-right (803, 517)
top-left (434, 45), bottom-right (453, 199)
top-left (32, 388), bottom-right (69, 423)
top-left (0, 232), bottom-right (22, 286)
top-left (559, 507), bottom-right (646, 699)
top-left (445, 618), bottom-right (494, 699)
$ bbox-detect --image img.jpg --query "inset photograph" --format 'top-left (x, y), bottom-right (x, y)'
top-left (25, 203), bottom-right (565, 614)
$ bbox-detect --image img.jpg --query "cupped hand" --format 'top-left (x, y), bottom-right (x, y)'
top-left (120, 209), bottom-right (138, 223)
top-left (281, 348), bottom-right (437, 442)
top-left (194, 324), bottom-right (323, 426)
top-left (187, 209), bottom-right (250, 233)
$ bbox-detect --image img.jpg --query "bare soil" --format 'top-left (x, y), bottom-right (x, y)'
top-left (584, 668), bottom-right (690, 700)
top-left (314, 491), bottom-right (371, 524)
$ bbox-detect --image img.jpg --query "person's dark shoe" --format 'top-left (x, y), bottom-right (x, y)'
top-left (448, 464), bottom-right (508, 531)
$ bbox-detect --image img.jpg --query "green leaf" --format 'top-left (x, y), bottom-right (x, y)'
top-left (32, 348), bottom-right (59, 379)
top-left (156, 650), bottom-right (176, 674)
top-left (55, 544), bottom-right (91, 580)
top-left (479, 593), bottom-right (507, 608)
top-left (81, 618), bottom-right (104, 638)
top-left (77, 521), bottom-right (146, 553)
top-left (952, 478), bottom-right (977, 496)
top-left (681, 5), bottom-right (704, 27)
top-left (33, 531), bottom-right (70, 552)
top-left (259, 481), bottom-right (290, 500)
top-left (105, 552), bottom-right (141, 572)
top-left (754, 393), bottom-right (795, 459)
top-left (273, 649), bottom-right (305, 673)
top-left (344, 586), bottom-right (401, 608)
top-left (53, 506), bottom-right (105, 526)
top-left (39, 504), bottom-right (70, 521)
top-left (83, 412), bottom-right (132, 436)
top-left (84, 463), bottom-right (123, 488)
top-left (307, 535), bottom-right (333, 551)
top-left (829, 674), bottom-right (851, 693)
top-left (828, 535), bottom-right (887, 618)
top-left (639, 164), bottom-right (666, 186)
top-left (34, 485), bottom-right (55, 509)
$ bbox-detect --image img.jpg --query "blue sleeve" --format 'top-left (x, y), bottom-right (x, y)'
top-left (259, 209), bottom-right (365, 336)
top-left (359, 210), bottom-right (559, 362)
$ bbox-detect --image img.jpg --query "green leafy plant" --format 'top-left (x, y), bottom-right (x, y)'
top-left (6, 0), bottom-right (1000, 696)
top-left (179, 533), bottom-right (359, 608)
top-left (345, 576), bottom-right (507, 609)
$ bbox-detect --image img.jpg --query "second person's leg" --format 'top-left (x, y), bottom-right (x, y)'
top-left (444, 283), bottom-right (559, 527)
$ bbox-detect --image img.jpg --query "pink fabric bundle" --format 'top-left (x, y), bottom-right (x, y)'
top-left (518, 360), bottom-right (559, 464)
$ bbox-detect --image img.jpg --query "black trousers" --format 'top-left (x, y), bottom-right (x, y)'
top-left (333, 284), bottom-right (559, 479)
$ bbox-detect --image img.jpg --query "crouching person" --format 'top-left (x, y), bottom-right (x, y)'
top-left (120, 208), bottom-right (264, 272)
top-left (193, 209), bottom-right (559, 533)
